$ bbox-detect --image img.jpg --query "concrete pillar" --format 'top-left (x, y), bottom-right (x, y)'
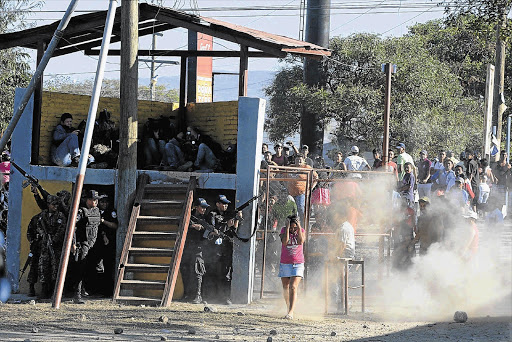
top-left (6, 88), bottom-right (34, 292)
top-left (231, 97), bottom-right (266, 304)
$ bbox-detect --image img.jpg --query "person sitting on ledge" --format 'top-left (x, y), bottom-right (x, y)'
top-left (51, 113), bottom-right (94, 167)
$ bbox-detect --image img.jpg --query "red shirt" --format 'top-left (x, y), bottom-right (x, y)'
top-left (280, 227), bottom-right (305, 264)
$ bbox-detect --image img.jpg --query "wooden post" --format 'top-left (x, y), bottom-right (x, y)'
top-left (187, 30), bottom-right (197, 103)
top-left (239, 45), bottom-right (248, 97)
top-left (31, 41), bottom-right (46, 165)
top-left (117, 0), bottom-right (139, 269)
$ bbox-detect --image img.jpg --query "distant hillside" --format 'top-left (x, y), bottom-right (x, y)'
top-left (140, 70), bottom-right (276, 102)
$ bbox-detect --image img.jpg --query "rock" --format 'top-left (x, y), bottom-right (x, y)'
top-left (188, 328), bottom-right (196, 335)
top-left (158, 316), bottom-right (169, 323)
top-left (453, 311), bottom-right (468, 323)
top-left (139, 304), bottom-right (145, 308)
top-left (23, 339), bottom-right (31, 342)
top-left (114, 328), bottom-right (123, 334)
top-left (237, 311), bottom-right (245, 316)
top-left (267, 337), bottom-right (273, 342)
top-left (427, 323), bottom-right (436, 327)
top-left (31, 327), bottom-right (38, 333)
top-left (28, 300), bottom-right (35, 305)
top-left (79, 314), bottom-right (87, 321)
top-left (160, 336), bottom-right (167, 341)
top-left (269, 329), bottom-right (277, 335)
top-left (331, 331), bottom-right (337, 336)
top-left (214, 335), bottom-right (220, 339)
top-left (204, 305), bottom-right (217, 313)
top-left (233, 327), bottom-right (240, 335)
top-left (363, 325), bottom-right (368, 329)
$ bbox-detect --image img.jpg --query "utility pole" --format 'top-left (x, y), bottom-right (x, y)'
top-left (381, 63), bottom-right (396, 166)
top-left (117, 0), bottom-right (139, 269)
top-left (492, 13), bottom-right (507, 162)
top-left (484, 65), bottom-right (495, 159)
top-left (301, 0), bottom-right (330, 157)
top-left (150, 32), bottom-right (163, 101)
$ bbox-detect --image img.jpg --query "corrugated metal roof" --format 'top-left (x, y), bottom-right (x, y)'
top-left (0, 3), bottom-right (330, 58)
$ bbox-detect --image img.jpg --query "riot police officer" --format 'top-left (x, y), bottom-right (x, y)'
top-left (71, 190), bottom-right (101, 304)
top-left (209, 194), bottom-right (241, 305)
top-left (86, 194), bottom-right (118, 296)
top-left (182, 198), bottom-right (212, 304)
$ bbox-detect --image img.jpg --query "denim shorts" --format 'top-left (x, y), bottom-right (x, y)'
top-left (278, 263), bottom-right (304, 278)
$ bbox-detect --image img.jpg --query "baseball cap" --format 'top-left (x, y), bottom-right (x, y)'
top-left (455, 177), bottom-right (465, 183)
top-left (350, 145), bottom-right (359, 153)
top-left (194, 197), bottom-right (209, 208)
top-left (85, 190), bottom-right (103, 200)
top-left (216, 194), bottom-right (231, 204)
top-left (419, 196), bottom-right (430, 203)
top-left (396, 143), bottom-right (405, 149)
top-left (420, 150), bottom-right (427, 155)
top-left (301, 144), bottom-right (309, 150)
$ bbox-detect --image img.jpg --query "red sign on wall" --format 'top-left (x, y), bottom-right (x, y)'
top-left (197, 33), bottom-right (213, 103)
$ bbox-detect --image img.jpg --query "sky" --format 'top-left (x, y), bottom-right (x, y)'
top-left (15, 0), bottom-right (447, 82)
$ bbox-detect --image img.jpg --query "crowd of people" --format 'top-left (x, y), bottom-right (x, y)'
top-left (50, 112), bottom-right (237, 173)
top-left (257, 141), bottom-right (508, 316)
top-left (26, 186), bottom-right (117, 302)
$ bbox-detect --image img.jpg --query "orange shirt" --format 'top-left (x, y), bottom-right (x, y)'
top-left (287, 164), bottom-right (318, 197)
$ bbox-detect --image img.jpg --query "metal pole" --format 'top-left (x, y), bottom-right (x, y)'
top-left (150, 33), bottom-right (157, 101)
top-left (0, 0), bottom-right (80, 153)
top-left (52, 0), bottom-right (118, 309)
top-left (382, 63), bottom-right (392, 168)
top-left (506, 115), bottom-right (511, 212)
top-left (260, 165), bottom-right (271, 299)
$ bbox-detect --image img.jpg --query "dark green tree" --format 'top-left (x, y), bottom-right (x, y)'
top-left (265, 33), bottom-right (482, 157)
top-left (0, 0), bottom-right (41, 132)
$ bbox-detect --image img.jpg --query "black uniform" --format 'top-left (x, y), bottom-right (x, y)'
top-left (86, 208), bottom-right (118, 296)
top-left (71, 206), bottom-right (101, 301)
top-left (181, 209), bottom-right (210, 301)
top-left (207, 208), bottom-right (237, 302)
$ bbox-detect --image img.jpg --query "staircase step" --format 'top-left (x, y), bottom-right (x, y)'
top-left (144, 184), bottom-right (188, 193)
top-left (129, 247), bottom-right (174, 256)
top-left (132, 231), bottom-right (178, 240)
top-left (115, 295), bottom-right (162, 305)
top-left (120, 279), bottom-right (166, 290)
top-left (140, 199), bottom-right (184, 207)
top-left (137, 216), bottom-right (181, 224)
top-left (123, 263), bottom-right (170, 273)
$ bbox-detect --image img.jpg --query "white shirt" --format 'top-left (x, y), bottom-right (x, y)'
top-left (337, 221), bottom-right (355, 259)
top-left (344, 155), bottom-right (370, 171)
top-left (432, 160), bottom-right (445, 173)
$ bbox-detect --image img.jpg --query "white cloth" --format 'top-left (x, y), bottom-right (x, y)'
top-left (344, 155), bottom-right (370, 171)
top-left (337, 221), bottom-right (355, 259)
top-left (432, 160), bottom-right (445, 173)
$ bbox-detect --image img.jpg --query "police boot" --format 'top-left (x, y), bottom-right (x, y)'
top-left (191, 277), bottom-right (202, 304)
top-left (28, 283), bottom-right (36, 297)
top-left (40, 282), bottom-right (52, 299)
top-left (73, 281), bottom-right (85, 304)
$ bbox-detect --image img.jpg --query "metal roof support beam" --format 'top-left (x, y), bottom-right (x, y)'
top-left (53, 23), bottom-right (174, 57)
top-left (84, 49), bottom-right (276, 58)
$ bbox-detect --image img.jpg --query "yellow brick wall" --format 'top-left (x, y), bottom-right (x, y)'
top-left (186, 101), bottom-right (238, 149)
top-left (39, 91), bottom-right (178, 165)
top-left (39, 92), bottom-right (238, 165)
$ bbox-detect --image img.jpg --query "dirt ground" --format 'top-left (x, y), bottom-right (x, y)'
top-left (0, 296), bottom-right (510, 342)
